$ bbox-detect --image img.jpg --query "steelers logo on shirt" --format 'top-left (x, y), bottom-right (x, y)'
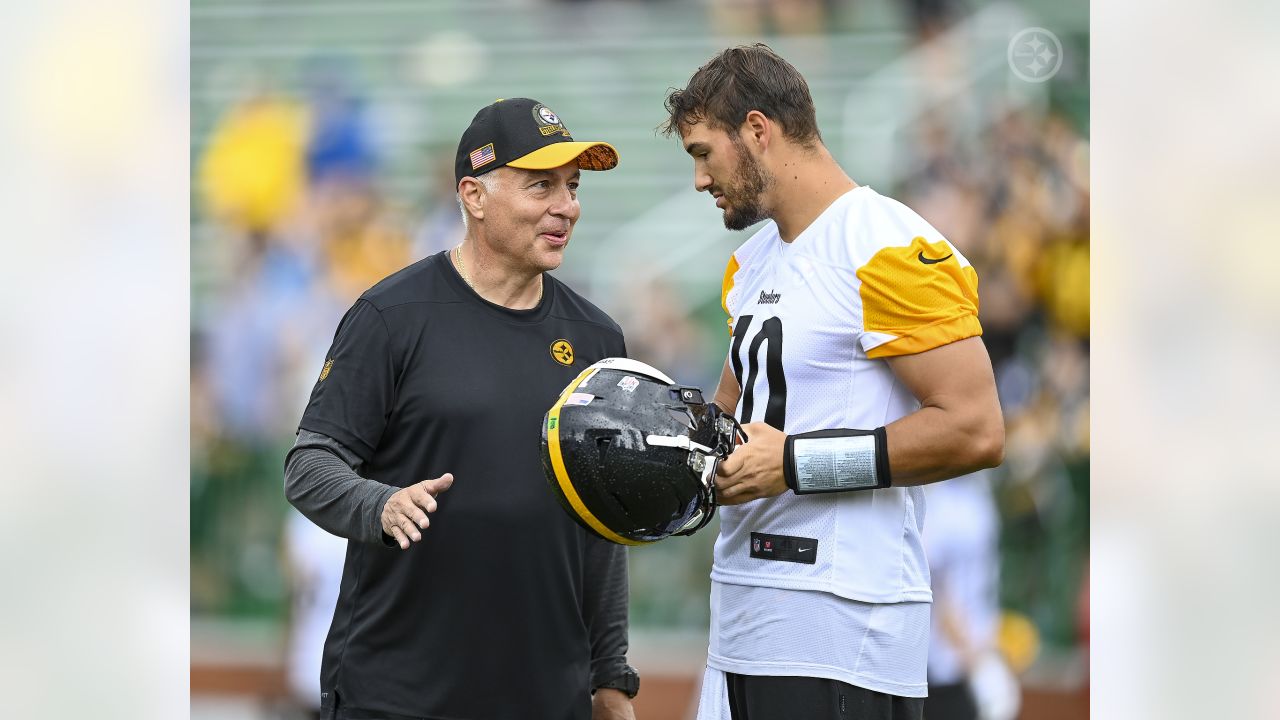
top-left (550, 339), bottom-right (574, 366)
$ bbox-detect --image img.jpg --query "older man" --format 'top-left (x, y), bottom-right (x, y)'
top-left (285, 98), bottom-right (638, 720)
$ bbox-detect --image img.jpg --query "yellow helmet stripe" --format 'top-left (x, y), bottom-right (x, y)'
top-left (546, 368), bottom-right (649, 546)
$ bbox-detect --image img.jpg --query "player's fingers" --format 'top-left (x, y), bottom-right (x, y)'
top-left (717, 453), bottom-right (740, 477)
top-left (717, 487), bottom-right (746, 506)
top-left (388, 525), bottom-right (411, 550)
top-left (714, 472), bottom-right (743, 496)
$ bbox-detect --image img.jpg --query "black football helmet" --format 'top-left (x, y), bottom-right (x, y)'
top-left (540, 358), bottom-right (744, 545)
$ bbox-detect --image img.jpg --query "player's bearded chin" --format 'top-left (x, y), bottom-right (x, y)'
top-left (720, 137), bottom-right (773, 231)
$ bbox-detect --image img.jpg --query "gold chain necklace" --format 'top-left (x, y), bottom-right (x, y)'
top-left (454, 245), bottom-right (542, 306)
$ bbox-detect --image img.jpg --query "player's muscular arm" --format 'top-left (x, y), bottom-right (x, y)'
top-left (715, 338), bottom-right (1002, 504)
top-left (883, 336), bottom-right (1004, 484)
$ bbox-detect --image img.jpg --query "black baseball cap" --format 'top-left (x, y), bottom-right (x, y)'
top-left (454, 98), bottom-right (619, 186)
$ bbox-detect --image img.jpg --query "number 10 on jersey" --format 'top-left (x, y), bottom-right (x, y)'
top-left (729, 314), bottom-right (787, 429)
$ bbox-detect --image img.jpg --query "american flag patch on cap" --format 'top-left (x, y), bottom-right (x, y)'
top-left (469, 143), bottom-right (496, 170)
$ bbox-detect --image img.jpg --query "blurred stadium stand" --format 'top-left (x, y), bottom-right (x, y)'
top-left (191, 0), bottom-right (1088, 717)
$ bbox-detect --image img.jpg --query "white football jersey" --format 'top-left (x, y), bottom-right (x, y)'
top-left (713, 185), bottom-right (981, 602)
top-left (698, 187), bottom-right (982, 703)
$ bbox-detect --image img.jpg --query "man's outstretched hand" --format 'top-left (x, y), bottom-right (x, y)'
top-left (381, 474), bottom-right (454, 549)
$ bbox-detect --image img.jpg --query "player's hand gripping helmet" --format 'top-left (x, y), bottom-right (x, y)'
top-left (540, 358), bottom-right (744, 546)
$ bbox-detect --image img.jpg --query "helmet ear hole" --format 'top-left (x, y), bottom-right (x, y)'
top-left (666, 407), bottom-right (695, 429)
top-left (586, 428), bottom-right (622, 462)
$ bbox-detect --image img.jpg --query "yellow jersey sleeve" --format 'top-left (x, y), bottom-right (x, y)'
top-left (857, 236), bottom-right (982, 358)
top-left (721, 254), bottom-right (740, 335)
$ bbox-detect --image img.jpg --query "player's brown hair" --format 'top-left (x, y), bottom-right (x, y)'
top-left (661, 44), bottom-right (822, 147)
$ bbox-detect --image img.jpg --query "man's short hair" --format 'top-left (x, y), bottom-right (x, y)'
top-left (661, 43), bottom-right (822, 146)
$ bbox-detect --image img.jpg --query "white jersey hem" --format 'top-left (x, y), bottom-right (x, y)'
top-left (707, 652), bottom-right (928, 698)
top-left (710, 569), bottom-right (933, 604)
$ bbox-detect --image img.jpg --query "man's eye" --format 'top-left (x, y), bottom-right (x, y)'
top-left (568, 183), bottom-right (580, 192)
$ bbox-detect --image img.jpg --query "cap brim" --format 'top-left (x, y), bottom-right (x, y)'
top-left (507, 141), bottom-right (619, 172)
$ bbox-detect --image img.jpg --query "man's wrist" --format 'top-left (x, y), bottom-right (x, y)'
top-left (593, 665), bottom-right (639, 699)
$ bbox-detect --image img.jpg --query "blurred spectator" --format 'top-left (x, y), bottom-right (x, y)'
top-left (616, 275), bottom-right (718, 391)
top-left (198, 91), bottom-right (307, 236)
top-left (708, 0), bottom-right (829, 37)
top-left (412, 149), bottom-right (466, 260)
top-left (896, 97), bottom-right (1090, 670)
top-left (309, 177), bottom-right (412, 301)
top-left (923, 471), bottom-right (1021, 720)
top-left (282, 510), bottom-right (348, 719)
top-left (191, 75), bottom-right (407, 623)
top-left (901, 0), bottom-right (968, 42)
top-left (302, 57), bottom-right (377, 187)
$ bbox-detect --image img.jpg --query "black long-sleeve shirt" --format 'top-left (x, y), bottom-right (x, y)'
top-left (285, 252), bottom-right (631, 719)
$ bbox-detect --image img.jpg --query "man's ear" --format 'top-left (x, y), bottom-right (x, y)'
top-left (741, 110), bottom-right (773, 152)
top-left (458, 176), bottom-right (488, 222)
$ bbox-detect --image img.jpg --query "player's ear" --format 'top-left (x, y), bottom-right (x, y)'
top-left (742, 110), bottom-right (772, 151)
top-left (458, 176), bottom-right (487, 221)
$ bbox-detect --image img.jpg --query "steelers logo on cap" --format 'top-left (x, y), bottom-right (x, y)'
top-left (533, 103), bottom-right (570, 137)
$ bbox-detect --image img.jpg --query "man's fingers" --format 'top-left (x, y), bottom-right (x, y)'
top-left (388, 525), bottom-right (410, 550)
top-left (411, 510), bottom-right (430, 529)
top-left (399, 516), bottom-right (423, 543)
top-left (407, 486), bottom-right (438, 514)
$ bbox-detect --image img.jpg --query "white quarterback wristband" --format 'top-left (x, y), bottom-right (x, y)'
top-left (783, 427), bottom-right (892, 494)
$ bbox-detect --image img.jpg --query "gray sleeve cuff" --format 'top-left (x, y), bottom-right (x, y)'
top-left (284, 430), bottom-right (399, 544)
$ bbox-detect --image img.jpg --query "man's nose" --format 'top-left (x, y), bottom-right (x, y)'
top-left (694, 170), bottom-right (713, 193)
top-left (549, 187), bottom-right (580, 220)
